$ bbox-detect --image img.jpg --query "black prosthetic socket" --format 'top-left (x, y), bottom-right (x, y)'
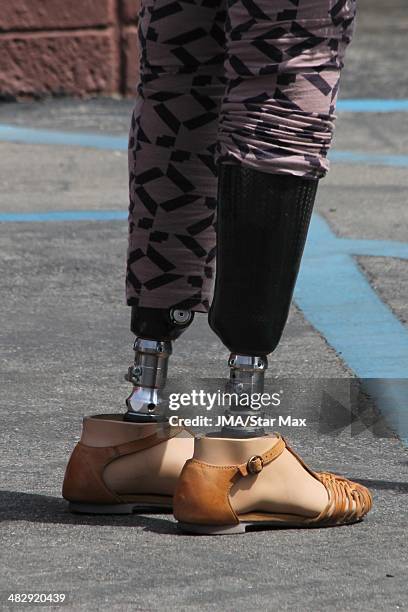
top-left (209, 164), bottom-right (318, 356)
top-left (131, 306), bottom-right (194, 340)
top-left (209, 164), bottom-right (318, 438)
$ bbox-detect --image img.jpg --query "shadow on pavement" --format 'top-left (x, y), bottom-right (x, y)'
top-left (0, 490), bottom-right (177, 533)
top-left (1, 479), bottom-right (407, 529)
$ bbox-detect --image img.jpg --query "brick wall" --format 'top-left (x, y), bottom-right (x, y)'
top-left (0, 0), bottom-right (140, 99)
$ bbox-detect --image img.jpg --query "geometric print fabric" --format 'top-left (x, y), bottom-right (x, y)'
top-left (126, 0), bottom-right (356, 311)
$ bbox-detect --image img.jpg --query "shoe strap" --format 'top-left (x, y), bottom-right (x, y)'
top-left (237, 433), bottom-right (286, 477)
top-left (111, 425), bottom-right (183, 459)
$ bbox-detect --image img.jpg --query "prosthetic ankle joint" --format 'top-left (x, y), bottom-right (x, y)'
top-left (125, 307), bottom-right (194, 422)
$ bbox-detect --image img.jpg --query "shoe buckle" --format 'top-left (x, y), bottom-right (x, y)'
top-left (247, 455), bottom-right (263, 475)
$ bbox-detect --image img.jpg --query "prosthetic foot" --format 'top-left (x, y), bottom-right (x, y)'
top-left (173, 164), bottom-right (373, 532)
top-left (63, 306), bottom-right (195, 513)
top-left (174, 433), bottom-right (373, 533)
top-left (63, 415), bottom-right (194, 514)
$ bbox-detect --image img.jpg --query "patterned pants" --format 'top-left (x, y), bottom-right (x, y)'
top-left (126, 0), bottom-right (356, 313)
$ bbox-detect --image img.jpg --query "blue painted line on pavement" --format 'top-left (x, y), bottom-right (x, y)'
top-left (0, 123), bottom-right (407, 168)
top-left (296, 215), bottom-right (408, 443)
top-left (330, 150), bottom-right (408, 167)
top-left (325, 237), bottom-right (408, 260)
top-left (0, 124), bottom-right (128, 151)
top-left (0, 210), bottom-right (127, 222)
top-left (337, 99), bottom-right (408, 112)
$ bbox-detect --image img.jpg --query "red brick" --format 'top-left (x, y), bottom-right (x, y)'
top-left (122, 26), bottom-right (140, 95)
top-left (0, 31), bottom-right (119, 98)
top-left (120, 0), bottom-right (140, 24)
top-left (0, 0), bottom-right (115, 32)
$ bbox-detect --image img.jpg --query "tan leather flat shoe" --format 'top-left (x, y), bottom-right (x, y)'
top-left (174, 434), bottom-right (373, 534)
top-left (62, 415), bottom-right (194, 514)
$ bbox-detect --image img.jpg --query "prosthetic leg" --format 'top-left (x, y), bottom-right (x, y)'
top-left (209, 163), bottom-right (317, 437)
top-left (125, 306), bottom-right (194, 422)
top-left (173, 164), bottom-right (373, 532)
top-left (125, 163), bottom-right (316, 430)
